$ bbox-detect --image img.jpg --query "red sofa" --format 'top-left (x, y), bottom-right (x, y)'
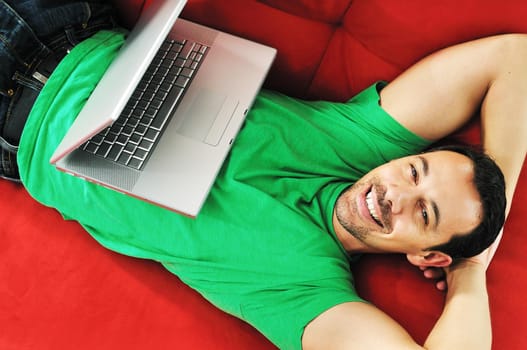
top-left (2, 0), bottom-right (526, 349)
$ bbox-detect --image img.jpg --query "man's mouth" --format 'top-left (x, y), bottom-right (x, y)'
top-left (365, 189), bottom-right (383, 228)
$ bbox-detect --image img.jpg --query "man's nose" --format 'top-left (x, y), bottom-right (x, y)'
top-left (385, 184), bottom-right (414, 215)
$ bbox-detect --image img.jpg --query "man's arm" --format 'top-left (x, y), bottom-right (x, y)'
top-left (380, 34), bottom-right (527, 218)
top-left (303, 261), bottom-right (489, 350)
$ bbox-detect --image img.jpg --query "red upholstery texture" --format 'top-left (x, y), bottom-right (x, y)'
top-left (2, 0), bottom-right (526, 349)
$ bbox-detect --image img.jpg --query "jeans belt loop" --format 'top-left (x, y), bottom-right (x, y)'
top-left (31, 44), bottom-right (72, 85)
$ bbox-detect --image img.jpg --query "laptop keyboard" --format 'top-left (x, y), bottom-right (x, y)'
top-left (81, 38), bottom-right (208, 170)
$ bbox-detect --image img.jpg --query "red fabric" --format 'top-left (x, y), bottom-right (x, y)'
top-left (2, 0), bottom-right (526, 349)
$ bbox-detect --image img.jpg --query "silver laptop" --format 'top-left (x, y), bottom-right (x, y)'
top-left (50, 0), bottom-right (276, 217)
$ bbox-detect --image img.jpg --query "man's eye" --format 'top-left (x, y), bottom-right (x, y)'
top-left (421, 206), bottom-right (429, 225)
top-left (411, 164), bottom-right (418, 183)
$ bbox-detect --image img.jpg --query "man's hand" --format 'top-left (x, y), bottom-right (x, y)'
top-left (419, 227), bottom-right (503, 291)
top-left (419, 265), bottom-right (447, 291)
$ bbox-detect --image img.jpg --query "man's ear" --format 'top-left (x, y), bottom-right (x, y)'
top-left (406, 251), bottom-right (453, 268)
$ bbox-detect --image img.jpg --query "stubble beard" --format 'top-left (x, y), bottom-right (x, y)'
top-left (335, 182), bottom-right (370, 242)
top-left (335, 176), bottom-right (388, 243)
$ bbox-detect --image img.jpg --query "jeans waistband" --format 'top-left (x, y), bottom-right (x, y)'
top-left (0, 1), bottom-right (116, 95)
top-left (0, 47), bottom-right (69, 182)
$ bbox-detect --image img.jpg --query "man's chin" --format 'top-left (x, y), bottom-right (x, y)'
top-left (335, 205), bottom-right (368, 242)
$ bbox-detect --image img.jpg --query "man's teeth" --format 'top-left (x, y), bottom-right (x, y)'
top-left (366, 190), bottom-right (382, 226)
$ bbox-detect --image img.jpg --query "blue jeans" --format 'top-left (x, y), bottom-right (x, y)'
top-left (0, 0), bottom-right (117, 181)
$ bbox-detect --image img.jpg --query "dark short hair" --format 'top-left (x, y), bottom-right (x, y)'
top-left (425, 144), bottom-right (506, 260)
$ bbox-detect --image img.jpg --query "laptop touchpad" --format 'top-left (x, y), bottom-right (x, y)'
top-left (177, 89), bottom-right (239, 146)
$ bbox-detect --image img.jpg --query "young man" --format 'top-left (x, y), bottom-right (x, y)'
top-left (303, 34), bottom-right (527, 349)
top-left (3, 2), bottom-right (526, 349)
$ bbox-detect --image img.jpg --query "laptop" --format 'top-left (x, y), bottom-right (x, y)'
top-left (50, 0), bottom-right (276, 217)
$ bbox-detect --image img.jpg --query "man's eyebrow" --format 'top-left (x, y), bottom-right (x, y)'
top-left (431, 201), bottom-right (440, 230)
top-left (418, 155), bottom-right (429, 176)
top-left (418, 156), bottom-right (440, 229)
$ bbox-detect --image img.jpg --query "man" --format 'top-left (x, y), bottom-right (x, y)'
top-left (303, 34), bottom-right (527, 349)
top-left (3, 2), bottom-right (526, 349)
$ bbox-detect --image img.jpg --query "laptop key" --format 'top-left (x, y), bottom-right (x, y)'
top-left (84, 142), bottom-right (98, 153)
top-left (124, 143), bottom-right (137, 154)
top-left (122, 125), bottom-right (134, 136)
top-left (107, 145), bottom-right (122, 160)
top-left (128, 157), bottom-right (143, 169)
top-left (144, 107), bottom-right (157, 119)
top-left (180, 41), bottom-right (195, 60)
top-left (139, 139), bottom-right (153, 151)
top-left (135, 124), bottom-right (147, 135)
top-left (175, 76), bottom-right (189, 88)
top-left (134, 148), bottom-right (147, 160)
top-left (181, 67), bottom-right (194, 78)
top-left (144, 129), bottom-right (158, 142)
top-left (150, 98), bottom-right (164, 109)
top-left (174, 57), bottom-right (186, 68)
top-left (96, 142), bottom-right (111, 157)
top-left (150, 114), bottom-right (165, 130)
top-left (116, 134), bottom-right (128, 145)
top-left (117, 152), bottom-right (132, 165)
top-left (90, 134), bottom-right (104, 145)
top-left (129, 133), bottom-right (142, 144)
top-left (105, 132), bottom-right (119, 143)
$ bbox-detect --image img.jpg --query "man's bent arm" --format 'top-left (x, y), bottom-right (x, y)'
top-left (303, 260), bottom-right (490, 350)
top-left (478, 34), bottom-right (527, 217)
top-left (380, 34), bottom-right (527, 220)
top-left (423, 261), bottom-right (490, 349)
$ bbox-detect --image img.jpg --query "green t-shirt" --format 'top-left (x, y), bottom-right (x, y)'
top-left (18, 31), bottom-right (431, 350)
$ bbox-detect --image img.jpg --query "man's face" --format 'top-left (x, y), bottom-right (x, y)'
top-left (333, 151), bottom-right (483, 256)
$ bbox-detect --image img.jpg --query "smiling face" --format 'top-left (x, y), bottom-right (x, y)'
top-left (333, 151), bottom-right (483, 258)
